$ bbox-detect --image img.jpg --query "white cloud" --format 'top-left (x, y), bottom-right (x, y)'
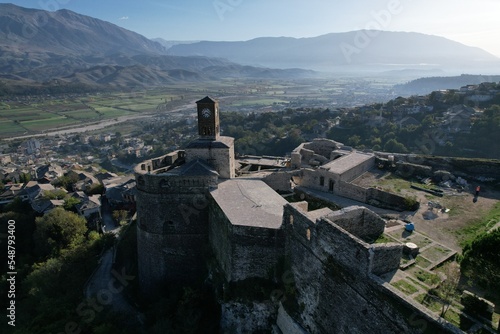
top-left (118, 16), bottom-right (129, 20)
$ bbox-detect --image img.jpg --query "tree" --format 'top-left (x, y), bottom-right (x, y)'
top-left (435, 262), bottom-right (460, 317)
top-left (460, 229), bottom-right (500, 292)
top-left (383, 139), bottom-right (408, 153)
top-left (41, 189), bottom-right (67, 200)
top-left (347, 135), bottom-right (361, 147)
top-left (34, 208), bottom-right (87, 259)
top-left (63, 197), bottom-right (81, 212)
top-left (113, 210), bottom-right (129, 225)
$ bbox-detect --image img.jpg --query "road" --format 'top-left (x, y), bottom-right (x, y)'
top-left (84, 200), bottom-right (142, 325)
top-left (84, 248), bottom-right (141, 323)
top-left (101, 198), bottom-right (119, 233)
top-left (3, 101), bottom-right (196, 141)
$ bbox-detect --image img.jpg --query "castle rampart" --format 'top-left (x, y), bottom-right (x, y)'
top-left (280, 202), bottom-right (460, 334)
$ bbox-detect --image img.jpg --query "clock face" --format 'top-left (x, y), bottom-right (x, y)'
top-left (201, 108), bottom-right (211, 118)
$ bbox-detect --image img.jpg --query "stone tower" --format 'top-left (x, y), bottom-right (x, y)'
top-left (135, 96), bottom-right (234, 297)
top-left (196, 96), bottom-right (220, 140)
top-left (185, 96), bottom-right (235, 179)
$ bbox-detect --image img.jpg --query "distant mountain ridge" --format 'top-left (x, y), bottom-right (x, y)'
top-left (167, 31), bottom-right (500, 73)
top-left (0, 3), bottom-right (166, 56)
top-left (1, 3), bottom-right (499, 95)
top-left (0, 4), bottom-right (314, 93)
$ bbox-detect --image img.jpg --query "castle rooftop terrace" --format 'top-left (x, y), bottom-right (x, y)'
top-left (211, 179), bottom-right (287, 229)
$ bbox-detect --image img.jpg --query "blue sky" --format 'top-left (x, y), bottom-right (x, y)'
top-left (3, 0), bottom-right (500, 56)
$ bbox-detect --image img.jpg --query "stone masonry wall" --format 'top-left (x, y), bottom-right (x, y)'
top-left (380, 153), bottom-right (500, 181)
top-left (209, 196), bottom-right (286, 282)
top-left (299, 169), bottom-right (340, 193)
top-left (220, 301), bottom-right (278, 334)
top-left (324, 206), bottom-right (385, 242)
top-left (338, 181), bottom-right (367, 202)
top-left (208, 197), bottom-right (233, 281)
top-left (370, 243), bottom-right (403, 276)
top-left (338, 155), bottom-right (375, 183)
top-left (367, 187), bottom-right (414, 212)
top-left (230, 225), bottom-right (285, 282)
top-left (282, 203), bottom-right (460, 334)
top-left (186, 144), bottom-right (235, 179)
top-left (135, 172), bottom-right (214, 297)
top-left (262, 171), bottom-right (297, 193)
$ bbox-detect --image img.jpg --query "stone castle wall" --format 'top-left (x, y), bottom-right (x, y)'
top-left (185, 138), bottom-right (235, 179)
top-left (209, 197), bottom-right (286, 282)
top-left (135, 170), bottom-right (216, 296)
top-left (367, 187), bottom-right (415, 212)
top-left (379, 153), bottom-right (500, 181)
top-left (324, 206), bottom-right (386, 242)
top-left (281, 203), bottom-right (460, 334)
top-left (338, 181), bottom-right (367, 202)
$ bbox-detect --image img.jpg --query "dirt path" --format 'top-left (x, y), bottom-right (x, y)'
top-left (407, 190), bottom-right (499, 251)
top-left (353, 169), bottom-right (500, 252)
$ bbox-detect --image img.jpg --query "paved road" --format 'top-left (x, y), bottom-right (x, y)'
top-left (4, 101), bottom-right (196, 140)
top-left (84, 248), bottom-right (140, 323)
top-left (84, 198), bottom-right (142, 325)
top-left (101, 199), bottom-right (119, 233)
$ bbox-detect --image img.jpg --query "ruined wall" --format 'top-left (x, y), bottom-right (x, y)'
top-left (380, 153), bottom-right (500, 181)
top-left (370, 243), bottom-right (403, 276)
top-left (338, 181), bottom-right (367, 202)
top-left (137, 150), bottom-right (185, 173)
top-left (281, 203), bottom-right (460, 334)
top-left (325, 206), bottom-right (385, 242)
top-left (262, 171), bottom-right (295, 193)
top-left (367, 187), bottom-right (416, 212)
top-left (303, 138), bottom-right (342, 159)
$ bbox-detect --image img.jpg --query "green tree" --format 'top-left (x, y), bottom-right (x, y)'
top-left (33, 208), bottom-right (87, 259)
top-left (113, 210), bottom-right (129, 225)
top-left (460, 229), bottom-right (500, 292)
top-left (63, 197), bottom-right (81, 212)
top-left (41, 189), bottom-right (67, 200)
top-left (347, 135), bottom-right (361, 147)
top-left (383, 139), bottom-right (408, 153)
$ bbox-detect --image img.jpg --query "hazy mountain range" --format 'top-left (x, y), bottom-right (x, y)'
top-left (166, 32), bottom-right (500, 73)
top-left (0, 3), bottom-right (499, 93)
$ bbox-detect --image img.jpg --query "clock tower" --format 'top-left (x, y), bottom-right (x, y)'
top-left (196, 96), bottom-right (220, 140)
top-left (185, 96), bottom-right (235, 179)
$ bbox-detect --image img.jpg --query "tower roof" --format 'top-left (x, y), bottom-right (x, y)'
top-left (169, 159), bottom-right (218, 177)
top-left (196, 96), bottom-right (217, 104)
